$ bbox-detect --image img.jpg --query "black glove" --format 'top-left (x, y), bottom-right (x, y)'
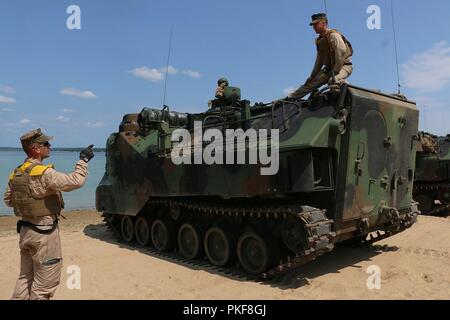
top-left (80, 144), bottom-right (95, 163)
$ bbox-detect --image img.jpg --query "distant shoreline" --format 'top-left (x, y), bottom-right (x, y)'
top-left (0, 147), bottom-right (106, 152)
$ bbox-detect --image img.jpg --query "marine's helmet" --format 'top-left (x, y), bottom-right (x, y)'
top-left (217, 77), bottom-right (229, 86)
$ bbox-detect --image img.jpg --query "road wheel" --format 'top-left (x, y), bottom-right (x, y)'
top-left (178, 223), bottom-right (202, 259)
top-left (151, 219), bottom-right (176, 252)
top-left (204, 227), bottom-right (234, 266)
top-left (237, 231), bottom-right (270, 275)
top-left (121, 216), bottom-right (135, 243)
top-left (135, 217), bottom-right (151, 246)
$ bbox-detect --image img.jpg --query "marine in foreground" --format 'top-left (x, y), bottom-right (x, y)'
top-left (3, 129), bottom-right (94, 300)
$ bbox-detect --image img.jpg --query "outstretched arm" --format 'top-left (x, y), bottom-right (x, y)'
top-left (43, 160), bottom-right (88, 192)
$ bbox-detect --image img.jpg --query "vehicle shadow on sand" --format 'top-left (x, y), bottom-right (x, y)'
top-left (83, 223), bottom-right (399, 290)
top-left (272, 243), bottom-right (399, 289)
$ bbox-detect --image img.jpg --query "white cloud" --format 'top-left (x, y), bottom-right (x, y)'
top-left (0, 85), bottom-right (15, 94)
top-left (283, 87), bottom-right (296, 96)
top-left (0, 108), bottom-right (15, 112)
top-left (402, 41), bottom-right (450, 93)
top-left (130, 65), bottom-right (202, 81)
top-left (20, 118), bottom-right (32, 124)
top-left (0, 95), bottom-right (16, 104)
top-left (56, 115), bottom-right (70, 122)
top-left (130, 65), bottom-right (179, 82)
top-left (60, 87), bottom-right (97, 99)
top-left (160, 65), bottom-right (178, 75)
top-left (182, 69), bottom-right (201, 79)
top-left (85, 122), bottom-right (105, 128)
top-left (60, 108), bottom-right (73, 113)
top-left (130, 67), bottom-right (164, 82)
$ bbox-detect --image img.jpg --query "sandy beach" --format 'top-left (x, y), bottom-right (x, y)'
top-left (0, 210), bottom-right (449, 300)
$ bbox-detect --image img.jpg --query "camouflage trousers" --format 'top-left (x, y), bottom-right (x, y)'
top-left (11, 223), bottom-right (62, 300)
top-left (289, 64), bottom-right (353, 99)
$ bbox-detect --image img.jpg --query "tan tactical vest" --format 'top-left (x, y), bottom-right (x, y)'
top-left (315, 29), bottom-right (353, 68)
top-left (10, 162), bottom-right (63, 218)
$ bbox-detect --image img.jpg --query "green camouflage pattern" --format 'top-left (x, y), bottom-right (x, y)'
top-left (414, 133), bottom-right (450, 214)
top-left (96, 84), bottom-right (419, 242)
top-left (415, 133), bottom-right (450, 182)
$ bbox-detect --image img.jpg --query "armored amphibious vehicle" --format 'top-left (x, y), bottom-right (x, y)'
top-left (414, 132), bottom-right (450, 215)
top-left (96, 84), bottom-right (419, 277)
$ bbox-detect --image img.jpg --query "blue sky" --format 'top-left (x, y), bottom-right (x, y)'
top-left (0, 0), bottom-right (449, 147)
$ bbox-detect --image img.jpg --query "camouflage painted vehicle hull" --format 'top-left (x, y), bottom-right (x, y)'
top-left (96, 84), bottom-right (419, 277)
top-left (414, 133), bottom-right (450, 215)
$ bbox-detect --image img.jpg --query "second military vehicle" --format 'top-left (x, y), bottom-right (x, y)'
top-left (96, 84), bottom-right (419, 278)
top-left (414, 132), bottom-right (450, 215)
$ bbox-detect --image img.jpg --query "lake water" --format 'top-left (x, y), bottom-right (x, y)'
top-left (0, 150), bottom-right (106, 215)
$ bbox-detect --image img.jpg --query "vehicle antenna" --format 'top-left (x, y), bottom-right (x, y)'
top-left (324, 0), bottom-right (328, 14)
top-left (390, 0), bottom-right (401, 94)
top-left (162, 25), bottom-right (174, 107)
